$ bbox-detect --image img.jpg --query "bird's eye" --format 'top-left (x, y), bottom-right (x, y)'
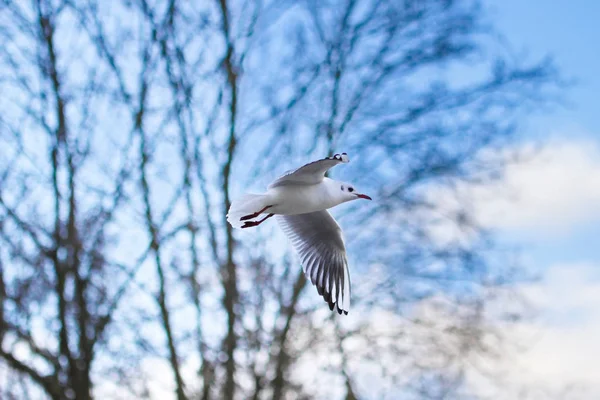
top-left (341, 185), bottom-right (344, 191)
top-left (348, 187), bottom-right (354, 193)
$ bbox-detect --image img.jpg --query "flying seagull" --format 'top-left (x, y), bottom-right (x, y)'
top-left (227, 153), bottom-right (371, 315)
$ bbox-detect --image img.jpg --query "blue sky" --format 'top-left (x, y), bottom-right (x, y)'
top-left (456, 2), bottom-right (600, 397)
top-left (491, 0), bottom-right (600, 134)
top-left (1, 2), bottom-right (597, 398)
top-left (489, 0), bottom-right (600, 267)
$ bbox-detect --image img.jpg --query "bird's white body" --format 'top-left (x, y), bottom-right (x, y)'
top-left (266, 178), bottom-right (345, 215)
top-left (226, 153), bottom-right (371, 315)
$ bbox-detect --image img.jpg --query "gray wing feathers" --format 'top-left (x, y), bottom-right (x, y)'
top-left (268, 153), bottom-right (349, 188)
top-left (277, 210), bottom-right (351, 315)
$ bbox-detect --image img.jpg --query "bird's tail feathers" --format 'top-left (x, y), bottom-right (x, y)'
top-left (226, 193), bottom-right (270, 229)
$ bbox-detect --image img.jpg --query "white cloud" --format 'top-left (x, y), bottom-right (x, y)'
top-left (466, 263), bottom-right (600, 399)
top-left (424, 138), bottom-right (600, 397)
top-left (426, 137), bottom-right (600, 244)
top-left (421, 137), bottom-right (600, 247)
top-left (472, 138), bottom-right (600, 233)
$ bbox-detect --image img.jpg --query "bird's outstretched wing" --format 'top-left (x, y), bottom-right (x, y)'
top-left (268, 153), bottom-right (349, 189)
top-left (277, 210), bottom-right (351, 315)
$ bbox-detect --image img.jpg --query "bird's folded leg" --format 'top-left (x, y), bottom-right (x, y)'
top-left (241, 213), bottom-right (274, 228)
top-left (240, 205), bottom-right (272, 221)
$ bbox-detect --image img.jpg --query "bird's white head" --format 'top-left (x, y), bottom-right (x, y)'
top-left (337, 182), bottom-right (372, 203)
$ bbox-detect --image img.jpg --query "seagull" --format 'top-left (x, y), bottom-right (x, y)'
top-left (227, 153), bottom-right (371, 315)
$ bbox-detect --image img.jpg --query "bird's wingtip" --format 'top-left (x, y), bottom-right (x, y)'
top-left (330, 153), bottom-right (350, 163)
top-left (322, 289), bottom-right (349, 316)
top-left (335, 305), bottom-right (348, 315)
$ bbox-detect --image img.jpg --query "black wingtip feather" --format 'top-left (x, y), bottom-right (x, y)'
top-left (317, 283), bottom-right (347, 315)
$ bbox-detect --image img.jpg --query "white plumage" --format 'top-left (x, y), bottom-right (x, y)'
top-left (226, 153), bottom-right (371, 315)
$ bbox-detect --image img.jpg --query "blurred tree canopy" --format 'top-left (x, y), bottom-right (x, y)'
top-left (0, 0), bottom-right (559, 399)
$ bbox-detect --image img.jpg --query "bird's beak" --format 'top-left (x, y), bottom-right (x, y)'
top-left (356, 193), bottom-right (372, 200)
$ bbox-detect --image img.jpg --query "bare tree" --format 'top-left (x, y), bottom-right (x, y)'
top-left (0, 0), bottom-right (559, 399)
